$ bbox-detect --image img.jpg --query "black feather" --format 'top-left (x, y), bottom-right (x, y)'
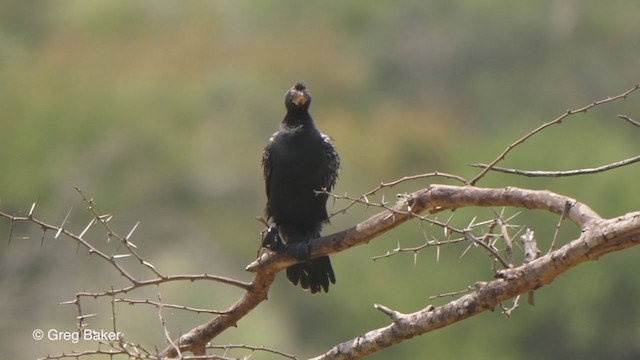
top-left (261, 83), bottom-right (340, 294)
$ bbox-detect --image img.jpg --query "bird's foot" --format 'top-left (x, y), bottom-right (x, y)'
top-left (261, 226), bottom-right (286, 253)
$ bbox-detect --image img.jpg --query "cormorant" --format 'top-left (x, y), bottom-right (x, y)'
top-left (261, 83), bottom-right (340, 293)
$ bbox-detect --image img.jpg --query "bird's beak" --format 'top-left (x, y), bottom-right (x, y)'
top-left (292, 91), bottom-right (307, 106)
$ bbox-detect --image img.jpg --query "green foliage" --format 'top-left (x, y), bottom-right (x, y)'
top-left (1, 1), bottom-right (640, 359)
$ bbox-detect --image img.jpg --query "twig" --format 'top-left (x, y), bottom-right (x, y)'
top-left (371, 237), bottom-right (466, 262)
top-left (469, 84), bottom-right (640, 185)
top-left (428, 286), bottom-right (474, 300)
top-left (549, 201), bottom-right (571, 253)
top-left (326, 171), bottom-right (467, 220)
top-left (70, 273), bottom-right (251, 300)
top-left (618, 114), bottom-right (640, 128)
top-left (470, 154), bottom-right (640, 177)
top-left (75, 187), bottom-right (164, 278)
top-left (500, 295), bottom-right (521, 318)
top-left (157, 292), bottom-right (183, 359)
top-left (208, 344), bottom-right (298, 360)
top-left (37, 349), bottom-right (128, 360)
top-left (115, 298), bottom-right (228, 315)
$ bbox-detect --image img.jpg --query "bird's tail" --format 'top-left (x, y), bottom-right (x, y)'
top-left (286, 256), bottom-right (336, 294)
top-left (274, 226), bottom-right (337, 293)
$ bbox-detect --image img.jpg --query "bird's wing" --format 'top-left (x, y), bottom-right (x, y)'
top-left (321, 133), bottom-right (340, 191)
top-left (261, 132), bottom-right (277, 196)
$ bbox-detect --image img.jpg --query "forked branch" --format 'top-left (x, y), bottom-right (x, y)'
top-left (166, 184), bottom-right (635, 359)
top-left (469, 84), bottom-right (640, 185)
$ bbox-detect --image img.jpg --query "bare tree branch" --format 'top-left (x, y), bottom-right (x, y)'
top-left (469, 84), bottom-right (640, 185)
top-left (159, 271), bottom-right (276, 358)
top-left (618, 114), bottom-right (640, 128)
top-left (310, 208), bottom-right (640, 359)
top-left (470, 154), bottom-right (640, 177)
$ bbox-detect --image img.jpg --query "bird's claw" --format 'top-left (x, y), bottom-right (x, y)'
top-left (261, 226), bottom-right (286, 252)
top-left (261, 227), bottom-right (312, 261)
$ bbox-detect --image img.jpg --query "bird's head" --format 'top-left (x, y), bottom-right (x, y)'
top-left (285, 82), bottom-right (311, 111)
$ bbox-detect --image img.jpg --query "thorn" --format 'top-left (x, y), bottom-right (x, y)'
top-left (125, 221), bottom-right (140, 240)
top-left (77, 313), bottom-right (98, 320)
top-left (28, 197), bottom-right (40, 217)
top-left (99, 214), bottom-right (113, 222)
top-left (8, 218), bottom-right (14, 245)
top-left (79, 218), bottom-right (96, 238)
top-left (55, 207), bottom-right (73, 239)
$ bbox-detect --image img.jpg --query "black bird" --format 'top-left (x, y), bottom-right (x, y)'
top-left (261, 83), bottom-right (340, 293)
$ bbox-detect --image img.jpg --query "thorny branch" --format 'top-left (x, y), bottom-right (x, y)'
top-left (307, 204), bottom-right (640, 359)
top-left (325, 171), bottom-right (467, 221)
top-left (1, 195), bottom-right (255, 360)
top-left (1, 84), bottom-right (640, 360)
top-left (5, 182), bottom-right (627, 360)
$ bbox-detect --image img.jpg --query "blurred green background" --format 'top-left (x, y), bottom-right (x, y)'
top-left (1, 1), bottom-right (640, 359)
